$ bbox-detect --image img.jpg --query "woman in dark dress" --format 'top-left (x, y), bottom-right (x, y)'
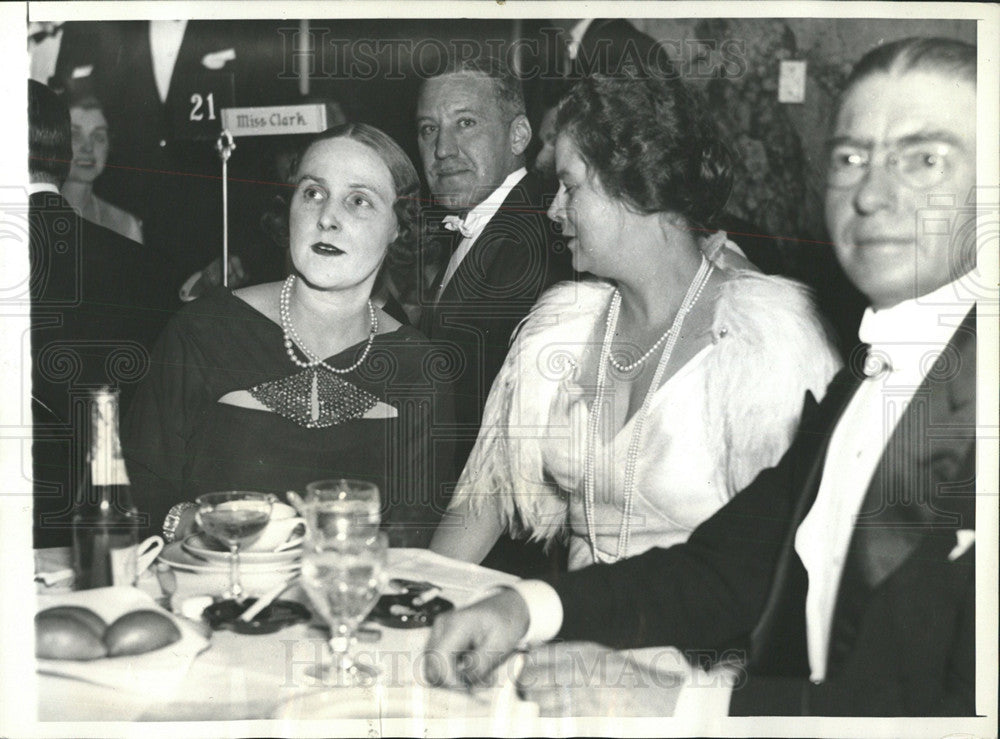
top-left (123, 124), bottom-right (455, 547)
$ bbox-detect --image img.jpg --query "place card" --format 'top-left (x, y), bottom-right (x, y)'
top-left (220, 103), bottom-right (328, 137)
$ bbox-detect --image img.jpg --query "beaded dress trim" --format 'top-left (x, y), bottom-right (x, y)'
top-left (249, 367), bottom-right (379, 429)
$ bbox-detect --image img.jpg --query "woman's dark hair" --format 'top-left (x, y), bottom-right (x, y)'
top-left (556, 71), bottom-right (733, 230)
top-left (844, 36), bottom-right (975, 92)
top-left (264, 123), bottom-right (421, 275)
top-left (66, 91), bottom-right (105, 114)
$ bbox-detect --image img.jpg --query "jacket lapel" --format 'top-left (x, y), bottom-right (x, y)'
top-left (419, 226), bottom-right (462, 337)
top-left (748, 363), bottom-right (865, 664)
top-left (434, 173), bottom-right (538, 305)
top-left (165, 22), bottom-right (200, 108)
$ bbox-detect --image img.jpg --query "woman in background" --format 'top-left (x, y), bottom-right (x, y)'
top-left (431, 71), bottom-right (841, 570)
top-left (62, 93), bottom-right (144, 243)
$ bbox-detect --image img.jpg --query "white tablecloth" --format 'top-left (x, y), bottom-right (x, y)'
top-left (34, 548), bottom-right (536, 730)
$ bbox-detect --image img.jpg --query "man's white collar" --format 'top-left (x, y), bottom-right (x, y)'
top-left (28, 183), bottom-right (61, 196)
top-left (858, 270), bottom-right (978, 373)
top-left (457, 168), bottom-right (527, 241)
top-left (566, 19), bottom-right (595, 60)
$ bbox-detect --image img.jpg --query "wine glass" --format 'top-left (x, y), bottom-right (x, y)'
top-left (195, 491), bottom-right (274, 603)
top-left (301, 531), bottom-right (387, 685)
top-left (303, 479), bottom-right (380, 541)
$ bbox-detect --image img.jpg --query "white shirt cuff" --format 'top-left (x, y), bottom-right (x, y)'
top-left (672, 664), bottom-right (737, 722)
top-left (505, 579), bottom-right (563, 646)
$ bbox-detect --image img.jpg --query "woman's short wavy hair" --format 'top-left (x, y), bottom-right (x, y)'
top-left (556, 71), bottom-right (733, 230)
top-left (268, 123), bottom-right (421, 273)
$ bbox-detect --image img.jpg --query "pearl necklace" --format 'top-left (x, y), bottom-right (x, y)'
top-left (583, 255), bottom-right (714, 564)
top-left (279, 274), bottom-right (378, 374)
top-left (608, 259), bottom-right (714, 373)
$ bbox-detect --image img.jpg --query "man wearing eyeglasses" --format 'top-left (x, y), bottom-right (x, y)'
top-left (425, 36), bottom-right (982, 718)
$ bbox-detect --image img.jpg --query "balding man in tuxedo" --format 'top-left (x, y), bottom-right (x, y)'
top-left (416, 56), bottom-right (575, 577)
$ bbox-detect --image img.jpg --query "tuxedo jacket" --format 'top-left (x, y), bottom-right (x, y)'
top-left (29, 191), bottom-right (176, 547)
top-left (552, 308), bottom-right (977, 716)
top-left (419, 172), bottom-right (575, 470)
top-left (54, 20), bottom-right (291, 280)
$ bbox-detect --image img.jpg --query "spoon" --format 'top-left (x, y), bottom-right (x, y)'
top-left (238, 575), bottom-right (300, 623)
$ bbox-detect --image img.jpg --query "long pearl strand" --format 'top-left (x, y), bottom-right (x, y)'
top-left (279, 274), bottom-right (378, 374)
top-left (583, 254), bottom-right (714, 564)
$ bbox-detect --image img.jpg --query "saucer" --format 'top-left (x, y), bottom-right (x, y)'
top-left (181, 533), bottom-right (304, 566)
top-left (161, 541), bottom-right (301, 573)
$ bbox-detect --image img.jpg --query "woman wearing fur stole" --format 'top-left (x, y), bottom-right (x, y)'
top-left (431, 71), bottom-right (842, 570)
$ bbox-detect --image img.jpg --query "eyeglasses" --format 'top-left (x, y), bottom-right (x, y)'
top-left (826, 141), bottom-right (958, 190)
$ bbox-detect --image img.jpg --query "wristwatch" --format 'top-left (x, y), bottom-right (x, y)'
top-left (162, 501), bottom-right (198, 543)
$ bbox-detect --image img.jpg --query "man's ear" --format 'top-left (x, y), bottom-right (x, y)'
top-left (509, 114), bottom-right (532, 157)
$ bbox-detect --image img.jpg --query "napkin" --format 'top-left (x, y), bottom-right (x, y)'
top-left (387, 549), bottom-right (520, 608)
top-left (34, 549), bottom-right (74, 590)
top-left (36, 587), bottom-right (210, 698)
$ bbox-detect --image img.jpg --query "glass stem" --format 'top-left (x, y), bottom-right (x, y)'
top-left (330, 628), bottom-right (353, 677)
top-left (229, 543), bottom-right (244, 602)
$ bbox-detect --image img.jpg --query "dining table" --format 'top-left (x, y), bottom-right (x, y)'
top-left (32, 545), bottom-right (712, 736)
top-left (33, 545), bottom-right (549, 732)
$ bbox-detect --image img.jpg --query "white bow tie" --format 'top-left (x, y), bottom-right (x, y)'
top-left (442, 213), bottom-right (483, 240)
top-left (857, 311), bottom-right (902, 377)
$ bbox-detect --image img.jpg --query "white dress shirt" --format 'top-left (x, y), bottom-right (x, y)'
top-left (28, 183), bottom-right (61, 197)
top-left (149, 20), bottom-right (188, 103)
top-left (434, 167), bottom-right (527, 301)
top-left (28, 23), bottom-right (63, 85)
top-left (513, 269), bottom-right (978, 715)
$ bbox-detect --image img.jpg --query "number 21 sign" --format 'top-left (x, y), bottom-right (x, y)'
top-left (170, 72), bottom-right (235, 141)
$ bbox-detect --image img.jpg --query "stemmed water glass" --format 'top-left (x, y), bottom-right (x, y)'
top-left (303, 478), bottom-right (380, 541)
top-left (195, 491), bottom-right (274, 603)
top-left (301, 531), bottom-right (388, 685)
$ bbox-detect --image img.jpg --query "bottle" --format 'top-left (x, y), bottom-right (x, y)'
top-left (71, 387), bottom-right (139, 589)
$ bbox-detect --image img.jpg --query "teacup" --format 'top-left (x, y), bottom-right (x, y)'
top-left (245, 502), bottom-right (305, 552)
top-left (110, 535), bottom-right (165, 586)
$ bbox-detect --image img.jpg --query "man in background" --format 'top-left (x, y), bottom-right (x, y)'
top-left (28, 80), bottom-right (176, 547)
top-left (416, 56), bottom-right (575, 575)
top-left (49, 20), bottom-right (290, 296)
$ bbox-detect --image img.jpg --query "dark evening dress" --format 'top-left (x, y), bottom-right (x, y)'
top-left (123, 287), bottom-right (456, 547)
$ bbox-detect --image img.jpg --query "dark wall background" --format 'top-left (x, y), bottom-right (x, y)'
top-left (638, 17), bottom-right (976, 255)
top-left (40, 16), bottom-right (977, 347)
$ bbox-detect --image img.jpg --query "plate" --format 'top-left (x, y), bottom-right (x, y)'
top-left (181, 533), bottom-right (303, 566)
top-left (160, 541), bottom-right (301, 574)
